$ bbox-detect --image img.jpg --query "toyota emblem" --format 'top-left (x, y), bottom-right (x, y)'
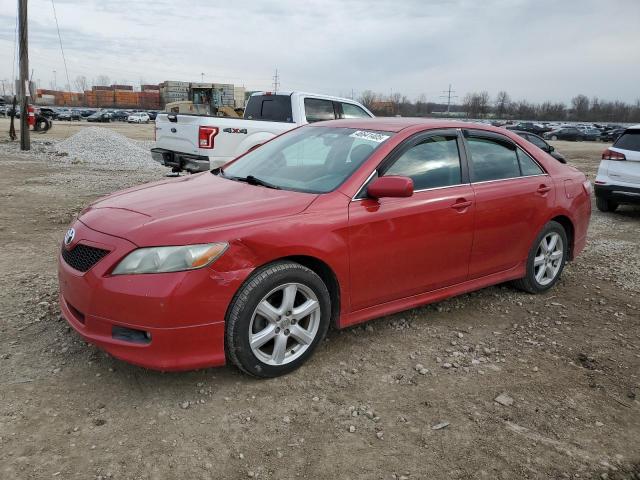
top-left (64, 228), bottom-right (75, 246)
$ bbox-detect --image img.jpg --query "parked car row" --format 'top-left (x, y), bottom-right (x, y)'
top-left (501, 121), bottom-right (626, 142)
top-left (32, 107), bottom-right (159, 123)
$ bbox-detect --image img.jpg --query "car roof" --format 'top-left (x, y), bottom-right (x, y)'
top-left (310, 117), bottom-right (507, 133)
top-left (627, 124), bottom-right (640, 130)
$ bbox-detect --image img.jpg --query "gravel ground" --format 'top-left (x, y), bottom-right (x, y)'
top-left (0, 126), bottom-right (638, 480)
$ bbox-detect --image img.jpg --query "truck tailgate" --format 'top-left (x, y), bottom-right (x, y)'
top-left (155, 114), bottom-right (201, 155)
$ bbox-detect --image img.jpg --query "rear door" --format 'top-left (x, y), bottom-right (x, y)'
top-left (609, 128), bottom-right (640, 185)
top-left (464, 130), bottom-right (553, 279)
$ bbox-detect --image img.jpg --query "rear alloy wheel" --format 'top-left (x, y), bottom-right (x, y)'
top-left (513, 221), bottom-right (568, 293)
top-left (596, 197), bottom-right (618, 213)
top-left (226, 261), bottom-right (331, 378)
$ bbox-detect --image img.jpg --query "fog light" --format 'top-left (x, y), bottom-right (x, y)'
top-left (112, 326), bottom-right (151, 344)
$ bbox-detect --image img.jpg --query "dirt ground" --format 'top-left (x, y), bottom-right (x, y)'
top-left (0, 121), bottom-right (638, 480)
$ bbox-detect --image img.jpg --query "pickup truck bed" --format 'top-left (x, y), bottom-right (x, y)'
top-left (152, 91), bottom-right (373, 173)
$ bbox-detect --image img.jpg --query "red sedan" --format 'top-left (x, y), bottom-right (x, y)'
top-left (58, 119), bottom-right (591, 377)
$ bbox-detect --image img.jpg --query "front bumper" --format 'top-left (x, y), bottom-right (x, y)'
top-left (57, 220), bottom-right (246, 371)
top-left (595, 183), bottom-right (640, 204)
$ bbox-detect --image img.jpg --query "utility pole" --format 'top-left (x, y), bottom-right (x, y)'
top-left (0, 79), bottom-right (6, 96)
top-left (18, 0), bottom-right (30, 150)
top-left (53, 69), bottom-right (57, 90)
top-left (200, 72), bottom-right (205, 83)
top-left (440, 83), bottom-right (458, 115)
top-left (272, 68), bottom-right (280, 92)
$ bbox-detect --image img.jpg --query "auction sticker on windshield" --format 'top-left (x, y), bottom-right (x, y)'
top-left (349, 130), bottom-right (390, 143)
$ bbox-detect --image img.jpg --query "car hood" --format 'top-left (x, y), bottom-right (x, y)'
top-left (79, 173), bottom-right (318, 246)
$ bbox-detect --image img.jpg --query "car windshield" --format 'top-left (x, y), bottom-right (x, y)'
top-left (221, 126), bottom-right (393, 193)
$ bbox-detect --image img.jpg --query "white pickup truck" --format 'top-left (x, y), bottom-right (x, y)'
top-left (151, 91), bottom-right (373, 173)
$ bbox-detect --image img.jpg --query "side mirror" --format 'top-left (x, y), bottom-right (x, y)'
top-left (367, 176), bottom-right (414, 199)
top-left (548, 145), bottom-right (555, 152)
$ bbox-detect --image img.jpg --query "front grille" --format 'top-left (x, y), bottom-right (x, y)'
top-left (61, 244), bottom-right (109, 272)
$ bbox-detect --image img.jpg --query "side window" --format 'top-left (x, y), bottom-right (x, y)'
top-left (528, 135), bottom-right (548, 150)
top-left (340, 102), bottom-right (370, 119)
top-left (467, 136), bottom-right (520, 182)
top-left (385, 135), bottom-right (461, 190)
top-left (517, 148), bottom-right (544, 176)
top-left (304, 98), bottom-right (336, 123)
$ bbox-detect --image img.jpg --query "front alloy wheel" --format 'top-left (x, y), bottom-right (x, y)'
top-left (226, 261), bottom-right (331, 378)
top-left (249, 283), bottom-right (321, 366)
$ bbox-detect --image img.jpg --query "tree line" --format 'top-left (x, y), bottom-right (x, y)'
top-left (358, 90), bottom-right (640, 124)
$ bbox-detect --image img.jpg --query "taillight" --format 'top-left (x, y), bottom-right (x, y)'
top-left (199, 126), bottom-right (218, 149)
top-left (602, 148), bottom-right (626, 161)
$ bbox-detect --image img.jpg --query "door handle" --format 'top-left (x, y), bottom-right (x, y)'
top-left (451, 198), bottom-right (472, 211)
top-left (536, 184), bottom-right (552, 195)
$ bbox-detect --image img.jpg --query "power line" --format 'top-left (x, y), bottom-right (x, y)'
top-left (440, 84), bottom-right (458, 114)
top-left (50, 0), bottom-right (71, 91)
top-left (12, 3), bottom-right (18, 94)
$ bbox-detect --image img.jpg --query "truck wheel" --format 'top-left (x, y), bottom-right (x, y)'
top-left (596, 197), bottom-right (618, 212)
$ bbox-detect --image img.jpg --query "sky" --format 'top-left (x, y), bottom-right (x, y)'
top-left (1, 0), bottom-right (639, 104)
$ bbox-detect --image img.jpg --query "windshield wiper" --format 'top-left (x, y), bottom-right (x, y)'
top-left (234, 175), bottom-right (281, 190)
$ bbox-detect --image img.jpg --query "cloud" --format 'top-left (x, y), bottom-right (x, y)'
top-left (0, 0), bottom-right (638, 103)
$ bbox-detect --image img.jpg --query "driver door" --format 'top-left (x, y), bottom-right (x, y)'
top-left (347, 130), bottom-right (475, 311)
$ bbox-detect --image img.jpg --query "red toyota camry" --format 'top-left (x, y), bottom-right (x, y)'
top-left (58, 118), bottom-right (591, 377)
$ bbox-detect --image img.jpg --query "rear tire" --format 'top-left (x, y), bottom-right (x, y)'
top-left (512, 221), bottom-right (568, 294)
top-left (596, 197), bottom-right (618, 212)
top-left (551, 135), bottom-right (558, 141)
top-left (225, 261), bottom-right (331, 378)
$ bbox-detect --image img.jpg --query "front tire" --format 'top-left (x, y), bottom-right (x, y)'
top-left (512, 221), bottom-right (568, 294)
top-left (551, 135), bottom-right (558, 141)
top-left (596, 197), bottom-right (618, 212)
top-left (226, 261), bottom-right (331, 378)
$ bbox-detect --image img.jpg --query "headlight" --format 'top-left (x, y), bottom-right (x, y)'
top-left (112, 242), bottom-right (228, 275)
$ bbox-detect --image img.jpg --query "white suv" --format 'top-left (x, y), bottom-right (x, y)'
top-left (594, 125), bottom-right (640, 212)
top-left (127, 112), bottom-right (150, 124)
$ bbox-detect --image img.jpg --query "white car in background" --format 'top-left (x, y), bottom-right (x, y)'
top-left (127, 112), bottom-right (150, 124)
top-left (594, 125), bottom-right (640, 212)
top-left (153, 91), bottom-right (373, 173)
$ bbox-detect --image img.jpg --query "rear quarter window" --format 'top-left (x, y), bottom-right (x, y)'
top-left (614, 130), bottom-right (640, 151)
top-left (244, 95), bottom-right (293, 123)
